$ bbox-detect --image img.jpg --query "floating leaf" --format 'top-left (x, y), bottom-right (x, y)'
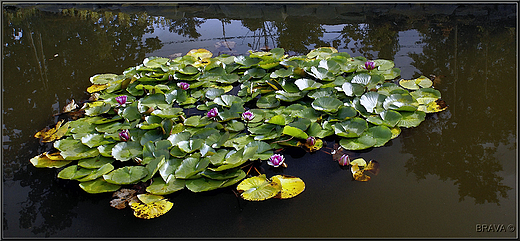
top-left (417, 98), bottom-right (448, 113)
top-left (339, 135), bottom-right (376, 150)
top-left (271, 175), bottom-right (305, 199)
top-left (79, 178), bottom-right (121, 194)
top-left (236, 174), bottom-right (281, 201)
top-left (146, 176), bottom-right (186, 195)
top-left (311, 97), bottom-right (343, 113)
top-left (111, 141), bottom-right (143, 162)
top-left (130, 195), bottom-right (173, 219)
top-left (282, 125), bottom-right (309, 140)
top-left (359, 92), bottom-right (385, 113)
top-left (34, 120), bottom-right (69, 143)
top-left (90, 73), bottom-right (117, 84)
top-left (333, 117), bottom-right (368, 138)
top-left (397, 111), bottom-right (426, 128)
top-left (294, 78), bottom-right (323, 91)
top-left (103, 166), bottom-right (148, 185)
top-left (399, 75), bottom-right (433, 90)
top-left (187, 48), bottom-right (213, 59)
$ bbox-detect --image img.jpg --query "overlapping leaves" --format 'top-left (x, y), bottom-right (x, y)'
top-left (30, 47), bottom-right (446, 218)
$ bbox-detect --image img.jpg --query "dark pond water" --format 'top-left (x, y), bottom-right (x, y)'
top-left (2, 3), bottom-right (517, 238)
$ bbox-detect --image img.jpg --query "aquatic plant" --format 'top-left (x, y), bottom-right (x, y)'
top-left (30, 47), bottom-right (447, 218)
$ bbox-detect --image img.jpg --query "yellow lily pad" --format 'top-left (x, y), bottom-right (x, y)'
top-left (236, 174), bottom-right (281, 201)
top-left (187, 48), bottom-right (213, 59)
top-left (34, 120), bottom-right (69, 143)
top-left (29, 152), bottom-right (72, 168)
top-left (129, 194), bottom-right (173, 219)
top-left (399, 75), bottom-right (433, 90)
top-left (87, 84), bottom-right (108, 93)
top-left (271, 175), bottom-right (305, 199)
top-left (351, 159), bottom-right (379, 182)
top-left (417, 98), bottom-right (448, 113)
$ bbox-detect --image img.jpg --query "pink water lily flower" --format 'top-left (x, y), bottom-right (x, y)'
top-left (177, 82), bottom-right (190, 90)
top-left (242, 110), bottom-right (255, 122)
top-left (267, 154), bottom-right (286, 168)
top-left (207, 107), bottom-right (219, 118)
top-left (115, 95), bottom-right (127, 105)
top-left (119, 129), bottom-right (130, 142)
top-left (338, 154), bottom-right (350, 166)
top-left (306, 136), bottom-right (316, 146)
top-left (364, 61), bottom-right (376, 70)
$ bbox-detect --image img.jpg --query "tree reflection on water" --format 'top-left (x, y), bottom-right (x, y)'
top-left (2, 3), bottom-right (516, 236)
top-left (402, 14), bottom-right (516, 205)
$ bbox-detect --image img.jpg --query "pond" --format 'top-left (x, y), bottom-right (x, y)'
top-left (2, 3), bottom-right (517, 238)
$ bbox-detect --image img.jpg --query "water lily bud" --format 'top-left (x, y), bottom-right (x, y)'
top-left (207, 107), bottom-right (219, 118)
top-left (338, 154), bottom-right (350, 166)
top-left (177, 82), bottom-right (190, 90)
top-left (364, 61), bottom-right (376, 70)
top-left (119, 129), bottom-right (130, 142)
top-left (115, 95), bottom-right (127, 106)
top-left (306, 136), bottom-right (316, 146)
top-left (267, 154), bottom-right (285, 168)
top-left (242, 110), bottom-right (255, 122)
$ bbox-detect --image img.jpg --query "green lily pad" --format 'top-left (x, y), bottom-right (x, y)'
top-left (79, 178), bottom-right (121, 194)
top-left (397, 111), bottom-right (426, 128)
top-left (214, 95), bottom-right (244, 107)
top-left (342, 82), bottom-right (366, 97)
top-left (311, 97), bottom-right (343, 113)
top-left (359, 92), bottom-right (385, 113)
top-left (365, 125), bottom-right (393, 147)
top-left (257, 94), bottom-right (280, 109)
top-left (78, 156), bottom-right (116, 169)
top-left (184, 115), bottom-right (214, 127)
top-left (175, 155), bottom-right (209, 179)
top-left (84, 101), bottom-right (112, 116)
top-left (382, 93), bottom-right (418, 111)
top-left (399, 75), bottom-right (433, 90)
top-left (282, 125), bottom-right (309, 140)
top-left (57, 165), bottom-right (91, 180)
top-left (294, 78), bottom-right (323, 91)
top-left (76, 163), bottom-right (115, 182)
top-left (111, 141), bottom-right (143, 161)
top-left (103, 166), bottom-right (149, 185)
top-left (81, 133), bottom-right (115, 148)
top-left (339, 135), bottom-right (376, 150)
top-left (90, 73), bottom-right (117, 84)
top-left (146, 176), bottom-right (186, 195)
top-left (333, 117), bottom-right (368, 138)
top-left (275, 90), bottom-right (306, 102)
top-left (186, 170), bottom-right (246, 192)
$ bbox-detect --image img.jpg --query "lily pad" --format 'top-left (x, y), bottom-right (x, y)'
top-left (79, 178), bottom-right (121, 194)
top-left (111, 141), bottom-right (143, 162)
top-left (103, 166), bottom-right (149, 185)
top-left (130, 196), bottom-right (173, 219)
top-left (30, 152), bottom-right (72, 168)
top-left (333, 117), bottom-right (368, 138)
top-left (397, 111), bottom-right (426, 128)
top-left (236, 174), bottom-right (282, 201)
top-left (146, 176), bottom-right (186, 195)
top-left (339, 135), bottom-right (376, 150)
top-left (399, 75), bottom-right (433, 90)
top-left (294, 78), bottom-right (323, 91)
top-left (311, 97), bottom-right (343, 113)
top-left (271, 175), bottom-right (305, 199)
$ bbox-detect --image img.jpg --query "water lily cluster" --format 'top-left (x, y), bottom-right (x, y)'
top-left (30, 47), bottom-right (446, 214)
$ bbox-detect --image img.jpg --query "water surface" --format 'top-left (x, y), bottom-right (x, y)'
top-left (2, 3), bottom-right (517, 238)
